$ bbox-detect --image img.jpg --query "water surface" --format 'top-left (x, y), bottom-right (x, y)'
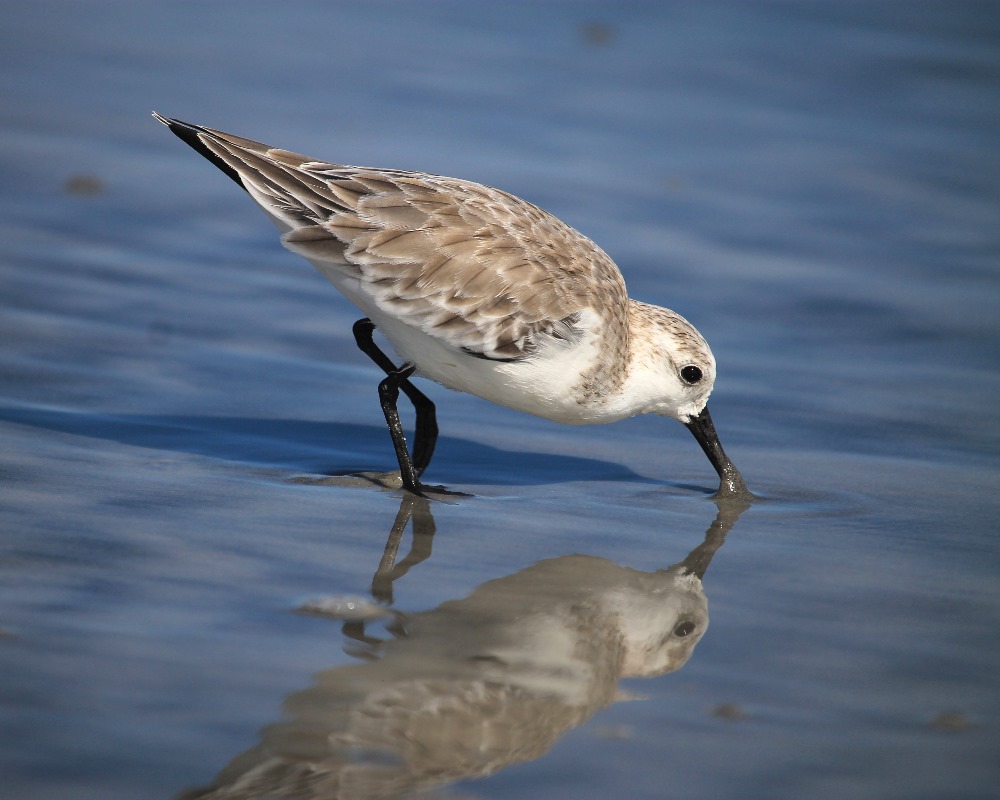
top-left (1, 3), bottom-right (998, 799)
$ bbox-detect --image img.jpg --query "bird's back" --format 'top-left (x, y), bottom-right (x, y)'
top-left (155, 115), bottom-right (630, 365)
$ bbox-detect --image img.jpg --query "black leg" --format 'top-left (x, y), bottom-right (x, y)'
top-left (352, 318), bottom-right (439, 477)
top-left (406, 386), bottom-right (438, 475)
top-left (378, 365), bottom-right (423, 494)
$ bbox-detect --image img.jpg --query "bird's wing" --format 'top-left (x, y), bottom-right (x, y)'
top-left (155, 115), bottom-right (628, 361)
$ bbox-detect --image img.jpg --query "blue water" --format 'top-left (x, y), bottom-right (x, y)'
top-left (2, 2), bottom-right (999, 799)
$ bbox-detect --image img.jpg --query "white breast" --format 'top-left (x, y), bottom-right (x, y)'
top-left (319, 262), bottom-right (616, 425)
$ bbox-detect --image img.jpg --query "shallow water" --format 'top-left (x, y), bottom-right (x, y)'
top-left (2, 2), bottom-right (999, 799)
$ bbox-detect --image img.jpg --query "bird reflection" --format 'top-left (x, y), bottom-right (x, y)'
top-left (180, 498), bottom-right (747, 800)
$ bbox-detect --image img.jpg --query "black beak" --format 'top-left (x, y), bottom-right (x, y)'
top-left (684, 406), bottom-right (750, 500)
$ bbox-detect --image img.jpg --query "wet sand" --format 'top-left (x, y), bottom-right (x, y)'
top-left (1, 3), bottom-right (998, 799)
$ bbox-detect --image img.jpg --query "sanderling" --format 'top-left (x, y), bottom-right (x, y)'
top-left (153, 114), bottom-right (749, 499)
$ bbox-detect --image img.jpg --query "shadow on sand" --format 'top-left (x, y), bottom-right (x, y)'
top-left (0, 405), bottom-right (651, 488)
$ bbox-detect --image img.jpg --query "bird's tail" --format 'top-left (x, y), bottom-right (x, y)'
top-left (152, 112), bottom-right (343, 231)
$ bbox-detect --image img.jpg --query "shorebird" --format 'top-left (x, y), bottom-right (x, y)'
top-left (154, 114), bottom-right (749, 499)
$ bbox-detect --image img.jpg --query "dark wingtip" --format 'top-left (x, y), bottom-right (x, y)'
top-left (151, 112), bottom-right (246, 190)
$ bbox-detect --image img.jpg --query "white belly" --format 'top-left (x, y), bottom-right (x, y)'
top-left (312, 263), bottom-right (620, 425)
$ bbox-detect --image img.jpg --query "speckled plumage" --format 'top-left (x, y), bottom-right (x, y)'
top-left (155, 114), bottom-right (749, 497)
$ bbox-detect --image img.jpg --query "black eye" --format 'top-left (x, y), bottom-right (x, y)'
top-left (680, 365), bottom-right (703, 385)
top-left (673, 621), bottom-right (696, 638)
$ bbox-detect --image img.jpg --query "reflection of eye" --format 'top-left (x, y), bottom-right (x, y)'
top-left (673, 621), bottom-right (696, 637)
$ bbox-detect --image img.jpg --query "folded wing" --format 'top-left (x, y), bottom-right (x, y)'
top-left (155, 115), bottom-right (628, 360)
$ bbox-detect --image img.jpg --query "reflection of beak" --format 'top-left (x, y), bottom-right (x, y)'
top-left (675, 493), bottom-right (751, 579)
top-left (684, 406), bottom-right (751, 499)
top-left (679, 545), bottom-right (715, 580)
